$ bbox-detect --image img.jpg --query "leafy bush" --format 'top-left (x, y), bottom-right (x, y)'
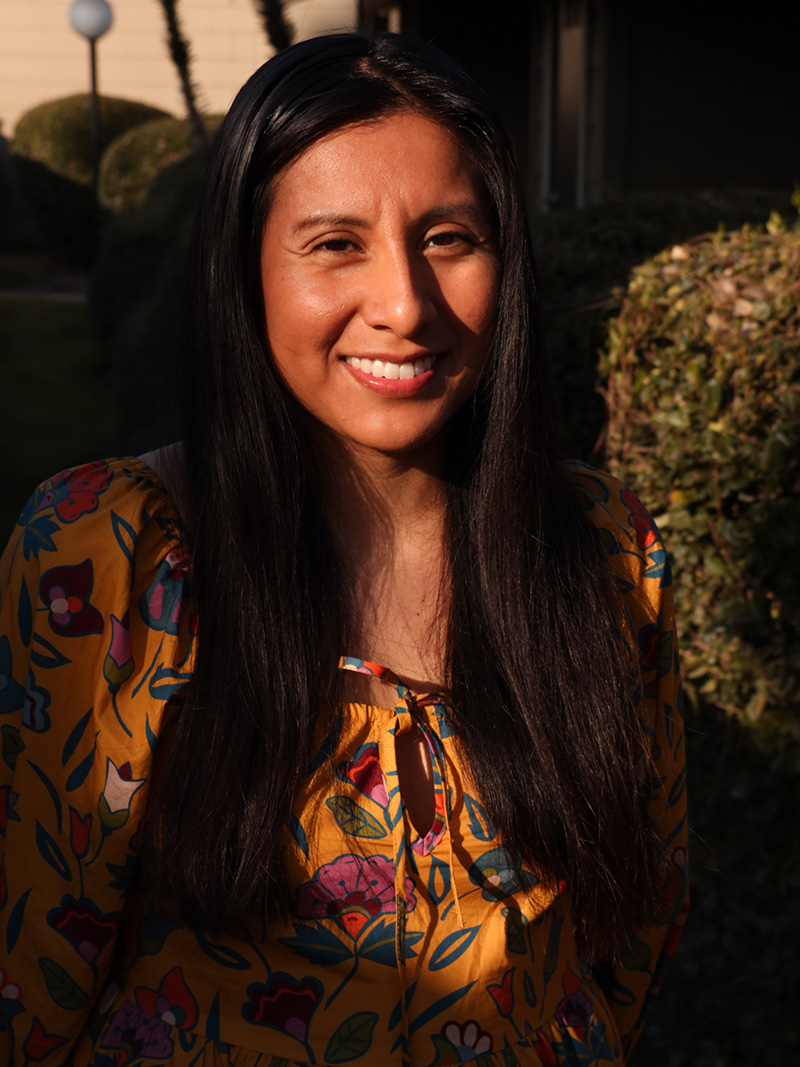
top-left (602, 213), bottom-right (800, 755)
top-left (535, 189), bottom-right (796, 462)
top-left (12, 94), bottom-right (170, 187)
top-left (100, 114), bottom-right (223, 213)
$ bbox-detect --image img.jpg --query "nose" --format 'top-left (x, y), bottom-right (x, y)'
top-left (361, 247), bottom-right (437, 338)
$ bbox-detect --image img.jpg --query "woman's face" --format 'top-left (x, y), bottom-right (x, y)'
top-left (260, 110), bottom-right (500, 461)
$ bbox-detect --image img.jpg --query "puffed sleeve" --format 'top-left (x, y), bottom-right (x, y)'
top-left (0, 459), bottom-right (194, 1066)
top-left (569, 463), bottom-right (689, 1061)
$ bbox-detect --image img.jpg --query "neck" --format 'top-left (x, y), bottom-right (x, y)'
top-left (318, 433), bottom-right (449, 557)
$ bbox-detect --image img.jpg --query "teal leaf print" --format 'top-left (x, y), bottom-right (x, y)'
top-left (111, 509), bottom-right (137, 564)
top-left (61, 707), bottom-right (93, 766)
top-left (65, 739), bottom-right (97, 792)
top-left (405, 980), bottom-right (477, 1039)
top-left (668, 763), bottom-right (688, 808)
top-left (278, 923), bottom-right (353, 967)
top-left (136, 909), bottom-right (182, 956)
top-left (388, 980), bottom-right (417, 1031)
top-left (1, 725), bottom-right (25, 772)
top-left (325, 796), bottom-right (387, 839)
top-left (502, 907), bottom-right (529, 955)
top-left (523, 971), bottom-right (538, 1008)
top-left (324, 1011), bottom-right (379, 1063)
top-left (29, 761), bottom-right (63, 831)
top-left (196, 933), bottom-right (251, 970)
top-left (23, 514), bottom-right (59, 559)
top-left (149, 663), bottom-right (192, 701)
top-left (427, 855), bottom-right (451, 904)
top-left (38, 956), bottom-right (90, 1010)
top-left (31, 633), bottom-right (71, 670)
top-left (307, 708), bottom-right (343, 775)
top-left (35, 821), bottom-right (71, 881)
top-left (18, 576), bottom-right (32, 647)
top-left (206, 991), bottom-right (222, 1042)
top-left (288, 812), bottom-right (309, 858)
top-left (428, 926), bottom-right (481, 971)
top-left (358, 916), bottom-right (397, 966)
top-left (463, 794), bottom-right (496, 842)
top-left (6, 887), bottom-right (32, 953)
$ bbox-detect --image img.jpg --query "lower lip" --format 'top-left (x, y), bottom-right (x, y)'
top-left (341, 359), bottom-right (437, 396)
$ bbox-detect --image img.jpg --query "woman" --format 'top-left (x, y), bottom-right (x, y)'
top-left (0, 32), bottom-right (687, 1067)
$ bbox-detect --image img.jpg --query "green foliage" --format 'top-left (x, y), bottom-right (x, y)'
top-left (535, 189), bottom-right (795, 461)
top-left (602, 219), bottom-right (800, 754)
top-left (99, 114), bottom-right (223, 213)
top-left (12, 94), bottom-right (170, 187)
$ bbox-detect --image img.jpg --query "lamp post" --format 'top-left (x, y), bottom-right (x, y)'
top-left (68, 0), bottom-right (114, 198)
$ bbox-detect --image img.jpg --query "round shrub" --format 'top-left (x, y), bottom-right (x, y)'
top-left (99, 113), bottom-right (223, 213)
top-left (602, 214), bottom-right (800, 754)
top-left (12, 94), bottom-right (170, 187)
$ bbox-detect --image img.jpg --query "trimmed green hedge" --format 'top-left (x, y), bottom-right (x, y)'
top-left (602, 212), bottom-right (800, 756)
top-left (12, 94), bottom-right (170, 187)
top-left (100, 114), bottom-right (223, 213)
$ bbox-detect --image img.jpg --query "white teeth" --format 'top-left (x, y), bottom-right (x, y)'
top-left (345, 355), bottom-right (435, 379)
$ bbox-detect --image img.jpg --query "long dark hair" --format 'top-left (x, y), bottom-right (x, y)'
top-left (146, 32), bottom-right (665, 960)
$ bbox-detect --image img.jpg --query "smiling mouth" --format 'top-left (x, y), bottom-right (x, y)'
top-left (344, 355), bottom-right (436, 380)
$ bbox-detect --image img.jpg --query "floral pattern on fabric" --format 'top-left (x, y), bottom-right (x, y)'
top-left (0, 458), bottom-right (688, 1066)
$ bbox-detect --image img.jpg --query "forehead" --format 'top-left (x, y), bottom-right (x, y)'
top-left (267, 111), bottom-right (485, 217)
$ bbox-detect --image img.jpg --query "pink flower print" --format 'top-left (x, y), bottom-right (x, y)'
top-left (440, 1020), bottom-right (493, 1059)
top-left (100, 1000), bottom-right (173, 1061)
top-left (620, 486), bottom-right (659, 550)
top-left (296, 853), bottom-right (415, 939)
top-left (40, 560), bottom-right (103, 637)
top-left (337, 743), bottom-right (389, 807)
top-left (98, 758), bottom-right (146, 830)
top-left (139, 552), bottom-right (187, 636)
top-left (103, 612), bottom-right (134, 693)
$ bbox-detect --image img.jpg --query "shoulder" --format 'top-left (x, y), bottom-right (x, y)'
top-left (563, 459), bottom-right (673, 605)
top-left (0, 457), bottom-right (194, 745)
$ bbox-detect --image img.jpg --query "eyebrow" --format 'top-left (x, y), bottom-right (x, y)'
top-left (290, 202), bottom-right (491, 236)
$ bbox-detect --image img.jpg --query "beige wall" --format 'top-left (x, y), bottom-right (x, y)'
top-left (0, 0), bottom-right (359, 138)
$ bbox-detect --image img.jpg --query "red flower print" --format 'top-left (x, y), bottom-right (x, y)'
top-left (69, 807), bottom-right (93, 858)
top-left (530, 1029), bottom-right (558, 1067)
top-left (49, 461), bottom-right (112, 523)
top-left (23, 1018), bottom-right (67, 1061)
top-left (135, 966), bottom-right (198, 1028)
top-left (243, 972), bottom-right (322, 1044)
top-left (486, 966), bottom-right (515, 1018)
top-left (620, 486), bottom-right (658, 550)
top-left (296, 854), bottom-right (415, 939)
top-left (638, 622), bottom-right (662, 670)
top-left (46, 894), bottom-right (119, 964)
top-left (337, 743), bottom-right (389, 807)
top-left (40, 559), bottom-right (103, 637)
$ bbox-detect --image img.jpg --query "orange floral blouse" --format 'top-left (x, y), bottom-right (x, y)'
top-left (0, 457), bottom-right (688, 1067)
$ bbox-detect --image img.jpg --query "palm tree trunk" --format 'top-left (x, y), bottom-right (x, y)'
top-left (156, 0), bottom-right (209, 150)
top-left (253, 0), bottom-right (295, 52)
